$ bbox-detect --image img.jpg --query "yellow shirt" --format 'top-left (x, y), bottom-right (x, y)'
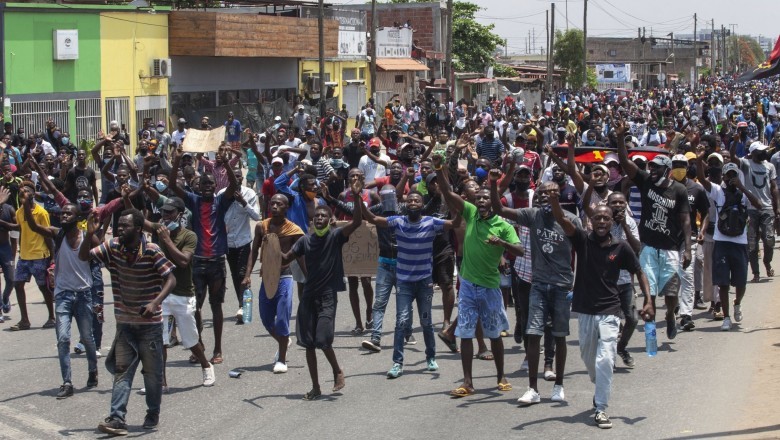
top-left (566, 120), bottom-right (578, 136)
top-left (16, 204), bottom-right (51, 261)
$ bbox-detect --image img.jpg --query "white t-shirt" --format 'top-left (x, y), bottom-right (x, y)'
top-left (708, 184), bottom-right (749, 244)
top-left (281, 137), bottom-right (303, 162)
top-left (172, 128), bottom-right (187, 146)
top-left (358, 153), bottom-right (390, 183)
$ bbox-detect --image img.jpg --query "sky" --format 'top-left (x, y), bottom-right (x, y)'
top-left (472, 0), bottom-right (780, 55)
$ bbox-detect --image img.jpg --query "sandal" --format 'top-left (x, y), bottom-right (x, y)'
top-left (350, 326), bottom-right (364, 336)
top-left (303, 388), bottom-right (322, 401)
top-left (497, 382), bottom-right (513, 392)
top-left (437, 331), bottom-right (458, 353)
top-left (767, 268), bottom-right (775, 277)
top-left (476, 350), bottom-right (494, 361)
top-left (10, 321), bottom-right (31, 331)
top-left (42, 319), bottom-right (56, 329)
top-left (210, 354), bottom-right (224, 365)
top-left (449, 386), bottom-right (475, 398)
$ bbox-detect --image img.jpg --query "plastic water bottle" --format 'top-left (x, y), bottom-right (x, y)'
top-left (644, 321), bottom-right (657, 357)
top-left (242, 289), bottom-right (253, 323)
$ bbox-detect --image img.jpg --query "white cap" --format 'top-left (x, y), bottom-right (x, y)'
top-left (603, 153), bottom-right (619, 165)
top-left (271, 157), bottom-right (284, 165)
top-left (274, 116), bottom-right (282, 122)
top-left (632, 154), bottom-right (648, 163)
top-left (749, 141), bottom-right (769, 154)
top-left (671, 154), bottom-right (688, 163)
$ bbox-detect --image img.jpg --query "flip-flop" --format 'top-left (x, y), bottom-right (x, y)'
top-left (350, 326), bottom-right (364, 336)
top-left (303, 389), bottom-right (322, 401)
top-left (10, 322), bottom-right (31, 331)
top-left (497, 382), bottom-right (513, 392)
top-left (476, 350), bottom-right (494, 361)
top-left (437, 331), bottom-right (458, 353)
top-left (210, 354), bottom-right (223, 365)
top-left (42, 319), bottom-right (56, 329)
top-left (449, 386), bottom-right (475, 398)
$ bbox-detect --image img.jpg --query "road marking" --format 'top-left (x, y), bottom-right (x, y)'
top-left (0, 419), bottom-right (32, 440)
top-left (0, 403), bottom-right (86, 439)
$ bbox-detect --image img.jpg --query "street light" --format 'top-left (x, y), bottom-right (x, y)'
top-left (659, 53), bottom-right (674, 88)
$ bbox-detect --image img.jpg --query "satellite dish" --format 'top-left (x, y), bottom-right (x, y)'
top-left (657, 73), bottom-right (666, 81)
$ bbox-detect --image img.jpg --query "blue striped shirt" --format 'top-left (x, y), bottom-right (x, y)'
top-left (628, 185), bottom-right (642, 223)
top-left (387, 215), bottom-right (445, 282)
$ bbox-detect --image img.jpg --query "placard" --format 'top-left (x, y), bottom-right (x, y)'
top-left (181, 126), bottom-right (226, 153)
top-left (336, 221), bottom-right (378, 277)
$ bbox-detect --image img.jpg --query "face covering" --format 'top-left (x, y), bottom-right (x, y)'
top-left (475, 167), bottom-right (488, 180)
top-left (670, 168), bottom-right (687, 182)
top-left (62, 137), bottom-right (70, 145)
top-left (138, 148), bottom-right (148, 156)
top-left (155, 181), bottom-right (167, 192)
top-left (157, 127), bottom-right (164, 133)
top-left (163, 219), bottom-right (180, 232)
top-left (608, 167), bottom-right (621, 182)
top-left (77, 198), bottom-right (93, 212)
top-left (541, 204), bottom-right (553, 215)
top-left (586, 139), bottom-right (596, 146)
top-left (330, 158), bottom-right (344, 169)
top-left (313, 224), bottom-right (330, 237)
top-left (649, 128), bottom-right (658, 134)
top-left (305, 190), bottom-right (318, 200)
top-left (515, 182), bottom-right (530, 192)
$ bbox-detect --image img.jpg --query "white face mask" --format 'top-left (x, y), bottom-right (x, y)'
top-left (156, 127), bottom-right (164, 133)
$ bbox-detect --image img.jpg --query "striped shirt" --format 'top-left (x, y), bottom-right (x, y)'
top-left (628, 185), bottom-right (642, 223)
top-left (90, 236), bottom-right (175, 325)
top-left (387, 215), bottom-right (445, 282)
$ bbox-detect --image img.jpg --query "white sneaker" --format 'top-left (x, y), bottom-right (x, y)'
top-left (517, 387), bottom-right (540, 405)
top-left (73, 342), bottom-right (85, 354)
top-left (96, 350), bottom-right (102, 358)
top-left (273, 361), bottom-right (288, 374)
top-left (236, 308), bottom-right (243, 318)
top-left (551, 384), bottom-right (565, 402)
top-left (202, 363), bottom-right (216, 386)
top-left (733, 304), bottom-right (743, 323)
top-left (721, 317), bottom-right (732, 331)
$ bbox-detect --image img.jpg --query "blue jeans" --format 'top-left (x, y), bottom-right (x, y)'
top-left (393, 277), bottom-right (435, 365)
top-left (371, 262), bottom-right (411, 343)
top-left (0, 242), bottom-right (14, 307)
top-left (106, 323), bottom-right (164, 422)
top-left (55, 290), bottom-right (97, 384)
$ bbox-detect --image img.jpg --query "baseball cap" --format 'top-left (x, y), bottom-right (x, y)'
top-left (305, 129), bottom-right (316, 136)
top-left (748, 141), bottom-right (769, 154)
top-left (671, 154), bottom-right (689, 163)
top-left (368, 137), bottom-right (382, 147)
top-left (274, 116), bottom-right (282, 122)
top-left (556, 126), bottom-right (567, 133)
top-left (297, 104), bottom-right (305, 110)
top-left (157, 120), bottom-right (165, 127)
top-left (425, 173), bottom-right (438, 186)
top-left (400, 142), bottom-right (413, 150)
top-left (650, 155), bottom-right (672, 168)
top-left (632, 154), bottom-right (648, 163)
top-left (514, 164), bottom-right (532, 174)
top-left (603, 153), bottom-right (619, 165)
top-left (722, 162), bottom-right (739, 175)
top-left (271, 156), bottom-right (284, 165)
top-left (707, 152), bottom-right (724, 163)
top-left (592, 164), bottom-right (609, 174)
top-left (684, 152), bottom-right (697, 161)
top-left (161, 196), bottom-right (185, 212)
top-left (737, 121), bottom-right (748, 128)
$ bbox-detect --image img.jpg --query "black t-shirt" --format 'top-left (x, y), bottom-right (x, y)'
top-left (65, 167), bottom-right (96, 202)
top-left (343, 141), bottom-right (365, 170)
top-left (684, 179), bottom-right (710, 236)
top-left (292, 228), bottom-right (349, 295)
top-left (558, 182), bottom-right (581, 216)
top-left (571, 228), bottom-right (641, 316)
top-left (632, 169), bottom-right (690, 250)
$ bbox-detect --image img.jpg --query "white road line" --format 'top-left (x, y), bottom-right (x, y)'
top-left (0, 403), bottom-right (85, 439)
top-left (0, 419), bottom-right (33, 440)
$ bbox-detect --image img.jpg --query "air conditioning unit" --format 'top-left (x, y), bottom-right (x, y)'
top-left (152, 58), bottom-right (172, 77)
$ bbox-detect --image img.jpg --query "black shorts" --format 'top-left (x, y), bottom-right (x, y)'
top-left (712, 241), bottom-right (749, 288)
top-left (296, 289), bottom-right (337, 350)
top-left (431, 253), bottom-right (454, 286)
top-left (193, 256), bottom-right (227, 308)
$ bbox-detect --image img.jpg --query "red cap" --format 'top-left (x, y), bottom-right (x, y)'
top-left (368, 137), bottom-right (381, 147)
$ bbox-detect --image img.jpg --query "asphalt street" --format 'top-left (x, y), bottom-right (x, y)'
top-left (1, 248), bottom-right (779, 439)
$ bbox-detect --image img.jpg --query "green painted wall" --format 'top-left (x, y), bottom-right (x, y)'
top-left (4, 11), bottom-right (101, 95)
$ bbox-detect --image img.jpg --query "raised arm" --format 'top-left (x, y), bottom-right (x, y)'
top-left (550, 188), bottom-right (577, 237)
top-left (615, 119), bottom-right (639, 180)
top-left (168, 147), bottom-right (188, 199)
top-left (432, 154), bottom-right (464, 214)
top-left (695, 149), bottom-right (712, 192)
top-left (358, 198), bottom-right (389, 228)
top-left (489, 169), bottom-right (517, 220)
top-left (340, 179), bottom-right (364, 237)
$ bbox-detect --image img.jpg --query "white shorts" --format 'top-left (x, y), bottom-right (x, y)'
top-left (162, 295), bottom-right (199, 349)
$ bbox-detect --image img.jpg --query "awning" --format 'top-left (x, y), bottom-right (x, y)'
top-left (376, 58), bottom-right (430, 72)
top-left (463, 78), bottom-right (496, 84)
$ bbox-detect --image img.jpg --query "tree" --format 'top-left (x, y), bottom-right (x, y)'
top-left (451, 2), bottom-right (506, 74)
top-left (586, 67), bottom-right (597, 89)
top-left (553, 29), bottom-right (586, 87)
top-left (728, 35), bottom-right (765, 70)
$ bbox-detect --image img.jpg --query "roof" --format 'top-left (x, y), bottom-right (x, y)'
top-left (376, 58), bottom-right (430, 72)
top-left (463, 78), bottom-right (496, 84)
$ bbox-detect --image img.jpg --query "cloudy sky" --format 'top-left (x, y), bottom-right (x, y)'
top-left (472, 0), bottom-right (779, 55)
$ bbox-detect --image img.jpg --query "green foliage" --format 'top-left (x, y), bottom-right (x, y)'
top-left (493, 63), bottom-right (519, 78)
top-left (586, 67), bottom-right (597, 89)
top-left (451, 2), bottom-right (504, 73)
top-left (728, 35), bottom-right (765, 70)
top-left (553, 29), bottom-right (586, 87)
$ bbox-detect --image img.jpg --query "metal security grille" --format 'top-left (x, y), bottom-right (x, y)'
top-left (11, 100), bottom-right (70, 136)
top-left (105, 97), bottom-right (131, 140)
top-left (75, 98), bottom-right (102, 143)
top-left (135, 108), bottom-right (167, 139)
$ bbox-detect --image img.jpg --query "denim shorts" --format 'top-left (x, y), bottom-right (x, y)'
top-left (15, 258), bottom-right (50, 286)
top-left (527, 282), bottom-right (571, 337)
top-left (639, 246), bottom-right (681, 297)
top-left (455, 277), bottom-right (510, 339)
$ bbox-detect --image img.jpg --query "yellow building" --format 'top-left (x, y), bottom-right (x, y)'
top-left (100, 12), bottom-right (169, 152)
top-left (300, 59), bottom-right (370, 127)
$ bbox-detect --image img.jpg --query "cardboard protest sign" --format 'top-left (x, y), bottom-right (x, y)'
top-left (335, 221), bottom-right (378, 277)
top-left (182, 126), bottom-right (226, 153)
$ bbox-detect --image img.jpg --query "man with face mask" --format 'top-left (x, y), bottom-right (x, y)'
top-left (154, 122), bottom-right (172, 158)
top-left (616, 122), bottom-right (691, 341)
top-left (63, 149), bottom-right (98, 203)
top-left (730, 121), bottom-right (753, 158)
top-left (670, 154), bottom-right (710, 331)
top-left (639, 122), bottom-right (667, 147)
top-left (732, 142), bottom-right (780, 282)
top-left (358, 137), bottom-right (390, 184)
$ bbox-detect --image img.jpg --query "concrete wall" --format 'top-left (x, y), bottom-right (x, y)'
top-left (169, 56), bottom-right (297, 93)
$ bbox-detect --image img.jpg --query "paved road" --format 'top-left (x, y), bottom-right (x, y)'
top-left (1, 249), bottom-right (779, 439)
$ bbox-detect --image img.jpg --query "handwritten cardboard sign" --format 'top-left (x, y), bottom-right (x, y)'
top-left (182, 126), bottom-right (226, 153)
top-left (335, 221), bottom-right (378, 277)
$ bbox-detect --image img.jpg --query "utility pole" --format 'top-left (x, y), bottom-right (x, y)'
top-left (532, 28), bottom-right (536, 54)
top-left (670, 32), bottom-right (675, 74)
top-left (565, 0), bottom-right (568, 31)
top-left (548, 3), bottom-right (555, 93)
top-left (505, 38), bottom-right (508, 57)
top-left (693, 13), bottom-right (697, 87)
top-left (528, 30), bottom-right (531, 54)
top-left (318, 0), bottom-right (325, 116)
top-left (370, 0), bottom-right (377, 102)
top-left (710, 19), bottom-right (715, 75)
top-left (722, 25), bottom-right (727, 73)
top-left (445, 0), bottom-right (453, 94)
top-left (730, 24), bottom-right (738, 72)
top-left (582, 0), bottom-right (587, 87)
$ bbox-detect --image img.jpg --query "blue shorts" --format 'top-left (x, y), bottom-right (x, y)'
top-left (639, 246), bottom-right (681, 297)
top-left (527, 283), bottom-right (571, 337)
top-left (455, 277), bottom-right (510, 340)
top-left (259, 277), bottom-right (294, 337)
top-left (712, 241), bottom-right (749, 288)
top-left (15, 258), bottom-right (50, 286)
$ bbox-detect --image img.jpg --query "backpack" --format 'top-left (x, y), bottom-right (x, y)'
top-left (717, 189), bottom-right (748, 237)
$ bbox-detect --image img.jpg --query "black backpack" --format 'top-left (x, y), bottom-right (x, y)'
top-left (717, 189), bottom-right (748, 237)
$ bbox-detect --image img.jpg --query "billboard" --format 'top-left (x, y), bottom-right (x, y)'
top-left (596, 64), bottom-right (631, 83)
top-left (301, 8), bottom-right (367, 58)
top-left (376, 27), bottom-right (413, 58)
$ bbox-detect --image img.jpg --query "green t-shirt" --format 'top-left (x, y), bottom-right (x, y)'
top-left (460, 201), bottom-right (519, 289)
top-left (152, 223), bottom-right (197, 297)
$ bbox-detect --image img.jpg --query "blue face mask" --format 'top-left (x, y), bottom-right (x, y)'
top-left (77, 198), bottom-right (92, 212)
top-left (155, 181), bottom-right (167, 193)
top-left (586, 139), bottom-right (596, 146)
top-left (475, 167), bottom-right (488, 180)
top-left (330, 158), bottom-right (344, 168)
top-left (62, 137), bottom-right (70, 145)
top-left (164, 220), bottom-right (180, 232)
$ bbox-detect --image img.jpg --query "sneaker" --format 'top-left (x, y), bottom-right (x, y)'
top-left (361, 339), bottom-right (381, 353)
top-left (365, 320), bottom-right (374, 331)
top-left (694, 293), bottom-right (707, 310)
top-left (681, 315), bottom-right (695, 331)
top-left (73, 342), bottom-right (85, 354)
top-left (142, 412), bottom-right (159, 430)
top-left (96, 350), bottom-right (102, 358)
top-left (387, 363), bottom-right (403, 379)
top-left (139, 386), bottom-right (169, 395)
top-left (235, 308), bottom-right (244, 325)
top-left (87, 371), bottom-right (98, 388)
top-left (733, 304), bottom-right (743, 323)
top-left (551, 384), bottom-right (565, 402)
top-left (517, 387), bottom-right (540, 405)
top-left (721, 317), bottom-right (732, 331)
top-left (618, 350), bottom-right (635, 368)
top-left (202, 363), bottom-right (216, 386)
top-left (404, 335), bottom-right (417, 345)
top-left (543, 366), bottom-right (556, 381)
top-left (595, 411), bottom-right (613, 429)
top-left (56, 383), bottom-right (74, 399)
top-left (426, 358), bottom-right (439, 371)
top-left (98, 417), bottom-right (128, 436)
top-left (273, 361), bottom-right (288, 374)
top-left (1, 303), bottom-right (10, 314)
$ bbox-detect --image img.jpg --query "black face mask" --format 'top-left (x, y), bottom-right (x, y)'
top-left (687, 164), bottom-right (697, 179)
top-left (707, 167), bottom-right (722, 182)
